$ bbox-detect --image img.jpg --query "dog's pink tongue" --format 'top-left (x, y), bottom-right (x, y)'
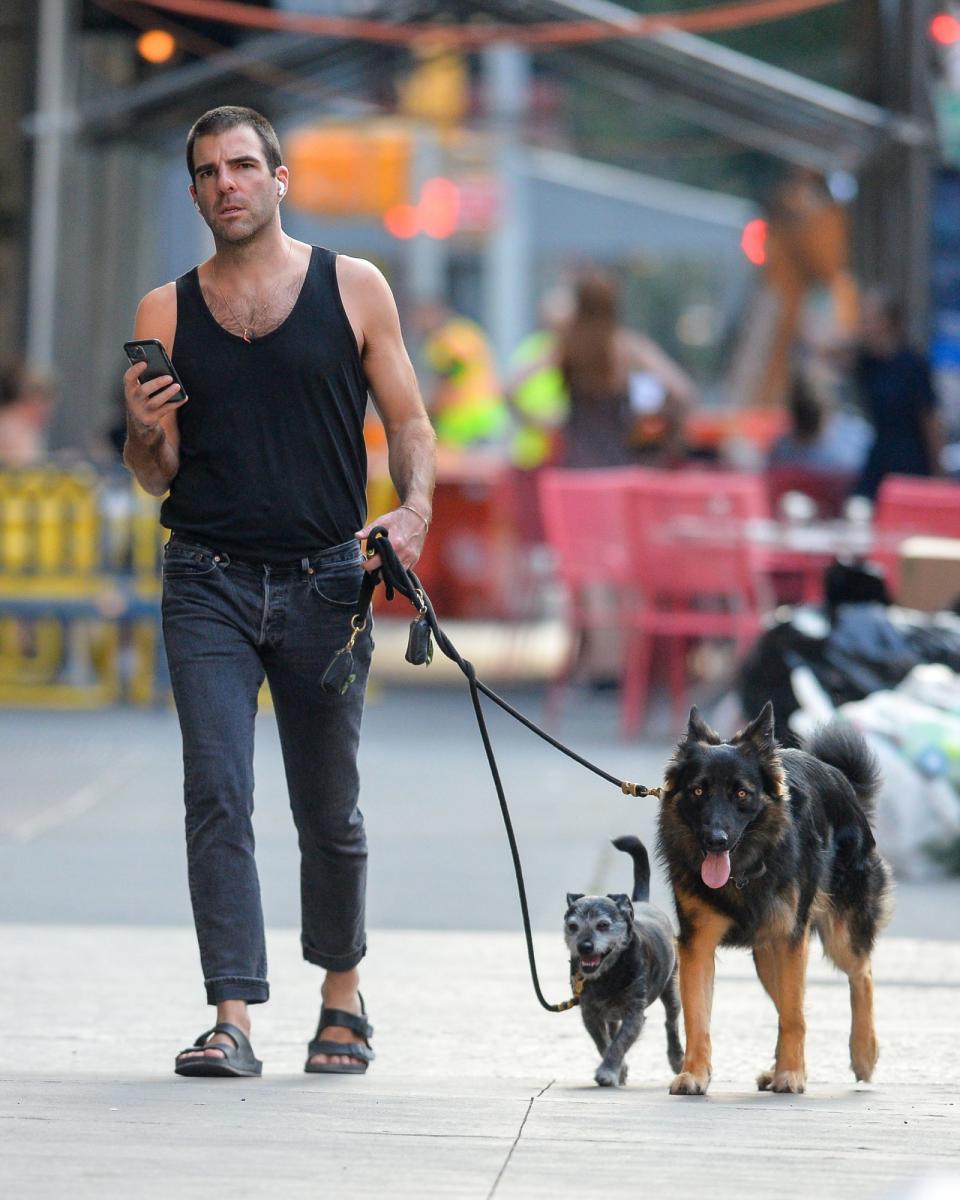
top-left (701, 852), bottom-right (731, 889)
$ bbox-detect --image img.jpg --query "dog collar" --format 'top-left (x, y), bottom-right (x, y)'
top-left (734, 861), bottom-right (767, 889)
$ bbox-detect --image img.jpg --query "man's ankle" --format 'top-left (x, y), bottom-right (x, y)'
top-left (321, 968), bottom-right (360, 1006)
top-left (216, 1001), bottom-right (251, 1032)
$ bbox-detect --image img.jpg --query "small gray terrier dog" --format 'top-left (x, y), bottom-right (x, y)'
top-left (565, 835), bottom-right (684, 1087)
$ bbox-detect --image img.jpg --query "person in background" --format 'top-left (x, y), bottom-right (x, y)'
top-left (768, 371), bottom-right (869, 475)
top-left (411, 300), bottom-right (509, 449)
top-left (504, 286), bottom-right (572, 472)
top-left (0, 362), bottom-right (57, 468)
top-left (502, 288), bottom-right (573, 546)
top-left (557, 270), bottom-right (696, 468)
top-left (852, 289), bottom-right (943, 499)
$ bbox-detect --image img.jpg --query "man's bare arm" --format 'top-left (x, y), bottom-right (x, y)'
top-left (338, 257), bottom-right (437, 569)
top-left (122, 284), bottom-right (185, 496)
top-left (624, 330), bottom-right (697, 408)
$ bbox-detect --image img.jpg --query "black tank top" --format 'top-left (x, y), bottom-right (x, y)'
top-left (161, 245), bottom-right (368, 560)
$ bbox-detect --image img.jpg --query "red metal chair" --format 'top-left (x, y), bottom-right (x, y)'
top-left (873, 475), bottom-right (960, 595)
top-left (538, 467), bottom-right (659, 721)
top-left (875, 475), bottom-right (960, 537)
top-left (620, 471), bottom-right (774, 734)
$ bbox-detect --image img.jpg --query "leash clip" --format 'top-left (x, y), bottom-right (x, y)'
top-left (345, 613), bottom-right (366, 651)
top-left (319, 617), bottom-right (367, 695)
top-left (549, 972), bottom-right (585, 1012)
top-left (622, 781), bottom-right (662, 799)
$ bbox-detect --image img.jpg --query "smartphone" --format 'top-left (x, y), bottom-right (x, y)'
top-left (123, 339), bottom-right (187, 404)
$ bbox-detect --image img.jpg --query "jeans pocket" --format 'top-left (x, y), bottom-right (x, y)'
top-left (310, 564), bottom-right (363, 610)
top-left (162, 545), bottom-right (218, 579)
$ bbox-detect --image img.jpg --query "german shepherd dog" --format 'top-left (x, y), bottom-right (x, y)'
top-left (658, 702), bottom-right (892, 1096)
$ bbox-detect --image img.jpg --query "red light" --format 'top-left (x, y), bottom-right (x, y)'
top-left (419, 177), bottom-right (460, 239)
top-left (384, 203), bottom-right (419, 239)
top-left (931, 13), bottom-right (960, 45)
top-left (741, 218), bottom-right (767, 266)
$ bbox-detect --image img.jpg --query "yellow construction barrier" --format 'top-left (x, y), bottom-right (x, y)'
top-left (0, 468), bottom-right (164, 707)
top-left (0, 463), bottom-right (402, 709)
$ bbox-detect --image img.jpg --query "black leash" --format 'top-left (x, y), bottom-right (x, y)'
top-left (322, 527), bottom-right (662, 1013)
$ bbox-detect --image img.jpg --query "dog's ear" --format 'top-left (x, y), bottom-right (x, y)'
top-left (685, 706), bottom-right (722, 746)
top-left (733, 701), bottom-right (776, 753)
top-left (607, 893), bottom-right (634, 922)
top-left (566, 892), bottom-right (584, 909)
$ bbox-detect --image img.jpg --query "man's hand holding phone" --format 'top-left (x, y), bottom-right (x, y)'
top-left (123, 340), bottom-right (188, 439)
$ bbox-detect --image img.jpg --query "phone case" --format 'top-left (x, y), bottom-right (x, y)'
top-left (123, 339), bottom-right (186, 403)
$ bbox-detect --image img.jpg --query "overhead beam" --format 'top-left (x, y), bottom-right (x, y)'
top-left (554, 52), bottom-right (856, 171)
top-left (489, 0), bottom-right (932, 164)
top-left (23, 31), bottom-right (379, 139)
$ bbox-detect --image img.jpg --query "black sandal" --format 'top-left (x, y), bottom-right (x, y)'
top-left (304, 994), bottom-right (374, 1075)
top-left (174, 1022), bottom-right (262, 1078)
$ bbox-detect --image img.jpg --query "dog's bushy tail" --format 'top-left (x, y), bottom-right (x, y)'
top-left (612, 835), bottom-right (650, 902)
top-left (805, 721), bottom-right (882, 819)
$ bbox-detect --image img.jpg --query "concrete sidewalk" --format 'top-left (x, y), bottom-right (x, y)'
top-left (2, 926), bottom-right (958, 1199)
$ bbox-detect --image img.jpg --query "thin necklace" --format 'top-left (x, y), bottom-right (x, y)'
top-left (212, 237), bottom-right (294, 344)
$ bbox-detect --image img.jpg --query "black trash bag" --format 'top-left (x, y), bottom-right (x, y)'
top-left (738, 602), bottom-right (922, 742)
top-left (738, 618), bottom-right (829, 744)
top-left (824, 603), bottom-right (921, 693)
top-left (895, 611), bottom-right (960, 673)
top-left (824, 558), bottom-right (891, 611)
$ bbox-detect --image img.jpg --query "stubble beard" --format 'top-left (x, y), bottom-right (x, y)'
top-left (207, 199), bottom-right (276, 252)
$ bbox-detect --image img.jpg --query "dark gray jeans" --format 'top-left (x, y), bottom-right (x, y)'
top-left (161, 533), bottom-right (373, 1006)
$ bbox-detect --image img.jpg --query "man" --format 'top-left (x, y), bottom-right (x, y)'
top-left (123, 106), bottom-right (436, 1077)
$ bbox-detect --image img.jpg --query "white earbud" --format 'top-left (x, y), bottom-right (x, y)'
top-left (278, 182), bottom-right (286, 199)
top-left (194, 201), bottom-right (200, 212)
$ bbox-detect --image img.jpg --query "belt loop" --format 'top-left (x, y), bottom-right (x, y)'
top-left (301, 556), bottom-right (315, 576)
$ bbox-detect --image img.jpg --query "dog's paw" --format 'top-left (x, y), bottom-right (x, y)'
top-left (758, 1069), bottom-right (805, 1094)
top-left (618, 1063), bottom-right (629, 1086)
top-left (850, 1034), bottom-right (878, 1083)
top-left (594, 1065), bottom-right (619, 1088)
top-left (669, 1071), bottom-right (709, 1096)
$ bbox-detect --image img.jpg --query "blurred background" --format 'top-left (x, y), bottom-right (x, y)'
top-left (4, 0), bottom-right (960, 927)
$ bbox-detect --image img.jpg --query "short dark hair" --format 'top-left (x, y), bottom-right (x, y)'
top-left (787, 375), bottom-right (824, 441)
top-left (186, 106), bottom-right (282, 182)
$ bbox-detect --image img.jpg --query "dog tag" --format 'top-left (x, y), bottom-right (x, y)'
top-left (404, 616), bottom-right (434, 666)
top-left (320, 647), bottom-right (357, 695)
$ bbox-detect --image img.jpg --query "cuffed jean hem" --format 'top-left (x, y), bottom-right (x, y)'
top-left (302, 940), bottom-right (367, 972)
top-left (204, 976), bottom-right (270, 1005)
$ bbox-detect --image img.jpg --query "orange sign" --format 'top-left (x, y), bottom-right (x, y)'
top-left (284, 123), bottom-right (411, 218)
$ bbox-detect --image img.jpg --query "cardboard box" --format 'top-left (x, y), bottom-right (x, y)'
top-left (898, 536), bottom-right (960, 612)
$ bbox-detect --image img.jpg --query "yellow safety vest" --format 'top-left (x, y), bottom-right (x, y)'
top-left (507, 331), bottom-right (569, 469)
top-left (425, 318), bottom-right (509, 447)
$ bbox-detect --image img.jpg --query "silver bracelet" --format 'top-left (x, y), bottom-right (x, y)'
top-left (399, 503), bottom-right (430, 532)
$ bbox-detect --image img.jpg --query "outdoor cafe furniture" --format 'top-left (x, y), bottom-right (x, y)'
top-left (539, 466), bottom-right (960, 737)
